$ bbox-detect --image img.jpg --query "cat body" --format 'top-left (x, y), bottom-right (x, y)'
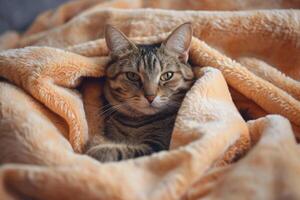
top-left (86, 23), bottom-right (194, 162)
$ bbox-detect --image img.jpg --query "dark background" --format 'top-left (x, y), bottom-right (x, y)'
top-left (0, 0), bottom-right (70, 34)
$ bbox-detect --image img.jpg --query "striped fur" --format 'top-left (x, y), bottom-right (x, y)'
top-left (86, 23), bottom-right (194, 162)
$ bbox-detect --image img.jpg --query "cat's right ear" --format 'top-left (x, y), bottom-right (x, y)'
top-left (105, 25), bottom-right (137, 56)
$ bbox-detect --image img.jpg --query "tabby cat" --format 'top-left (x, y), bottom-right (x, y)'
top-left (86, 23), bottom-right (195, 162)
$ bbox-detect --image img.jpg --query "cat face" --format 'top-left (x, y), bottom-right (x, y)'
top-left (104, 23), bottom-right (194, 117)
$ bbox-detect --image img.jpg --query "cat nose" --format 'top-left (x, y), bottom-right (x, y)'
top-left (145, 95), bottom-right (156, 103)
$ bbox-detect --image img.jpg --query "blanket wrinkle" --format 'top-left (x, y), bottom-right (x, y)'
top-left (189, 38), bottom-right (300, 127)
top-left (0, 47), bottom-right (110, 153)
top-left (0, 0), bottom-right (300, 199)
top-left (10, 0), bottom-right (300, 41)
top-left (238, 57), bottom-right (300, 101)
top-left (185, 115), bottom-right (300, 200)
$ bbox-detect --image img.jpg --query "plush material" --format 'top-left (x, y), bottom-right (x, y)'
top-left (0, 0), bottom-right (300, 199)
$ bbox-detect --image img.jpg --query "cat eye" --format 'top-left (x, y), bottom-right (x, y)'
top-left (160, 72), bottom-right (174, 81)
top-left (126, 72), bottom-right (140, 81)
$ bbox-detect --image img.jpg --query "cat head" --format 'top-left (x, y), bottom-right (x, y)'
top-left (104, 23), bottom-right (194, 117)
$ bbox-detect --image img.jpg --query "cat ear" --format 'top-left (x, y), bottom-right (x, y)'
top-left (105, 25), bottom-right (137, 56)
top-left (163, 22), bottom-right (193, 63)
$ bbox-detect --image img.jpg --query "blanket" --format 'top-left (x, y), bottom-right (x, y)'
top-left (0, 0), bottom-right (300, 199)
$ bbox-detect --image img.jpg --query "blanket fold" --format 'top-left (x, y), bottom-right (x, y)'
top-left (0, 47), bottom-right (110, 152)
top-left (0, 1), bottom-right (300, 199)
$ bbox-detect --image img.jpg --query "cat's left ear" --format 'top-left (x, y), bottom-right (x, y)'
top-left (162, 22), bottom-right (193, 63)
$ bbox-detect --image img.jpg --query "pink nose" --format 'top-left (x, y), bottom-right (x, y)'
top-left (145, 95), bottom-right (155, 103)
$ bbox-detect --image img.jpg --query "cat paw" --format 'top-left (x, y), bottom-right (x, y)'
top-left (86, 145), bottom-right (123, 162)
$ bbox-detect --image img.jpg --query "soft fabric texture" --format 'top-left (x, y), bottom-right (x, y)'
top-left (0, 0), bottom-right (300, 199)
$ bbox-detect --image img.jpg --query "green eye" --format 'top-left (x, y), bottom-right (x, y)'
top-left (160, 72), bottom-right (174, 81)
top-left (126, 72), bottom-right (140, 81)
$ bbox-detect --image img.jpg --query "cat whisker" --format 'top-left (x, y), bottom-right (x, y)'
top-left (166, 101), bottom-right (182, 108)
top-left (100, 99), bottom-right (136, 119)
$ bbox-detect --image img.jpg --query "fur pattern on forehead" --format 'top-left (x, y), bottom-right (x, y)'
top-left (105, 44), bottom-right (194, 81)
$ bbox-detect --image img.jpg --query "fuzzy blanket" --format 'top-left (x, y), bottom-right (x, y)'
top-left (1, 0), bottom-right (300, 199)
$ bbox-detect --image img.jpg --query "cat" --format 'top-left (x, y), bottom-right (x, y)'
top-left (86, 22), bottom-right (195, 162)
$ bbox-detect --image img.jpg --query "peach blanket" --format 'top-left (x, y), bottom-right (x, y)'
top-left (0, 0), bottom-right (300, 199)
